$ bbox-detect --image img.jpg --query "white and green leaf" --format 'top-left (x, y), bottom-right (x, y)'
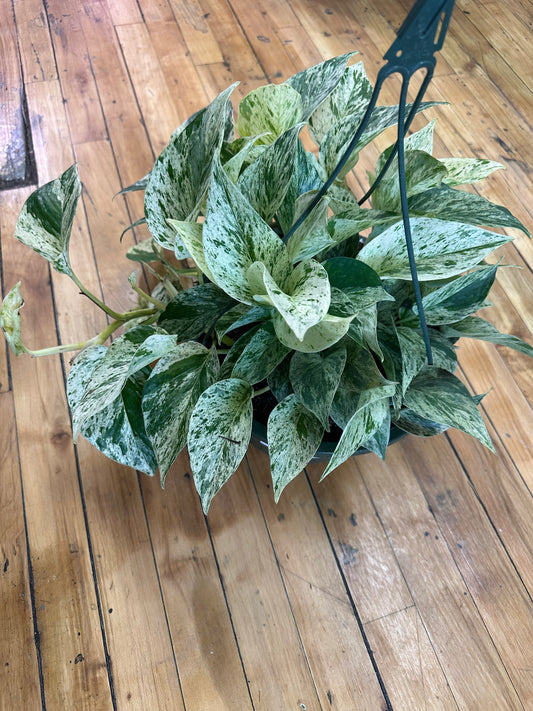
top-left (358, 218), bottom-right (511, 280)
top-left (404, 367), bottom-right (494, 450)
top-left (15, 164), bottom-right (81, 276)
top-left (440, 157), bottom-right (504, 187)
top-left (188, 378), bottom-right (253, 513)
top-left (167, 220), bottom-right (214, 280)
top-left (236, 83), bottom-right (302, 145)
top-left (231, 322), bottom-right (290, 384)
top-left (0, 282), bottom-right (27, 355)
top-left (440, 316), bottom-right (533, 358)
top-left (267, 395), bottom-right (324, 501)
top-left (158, 282), bottom-right (237, 340)
top-left (142, 342), bottom-right (219, 483)
top-left (203, 158), bottom-right (292, 304)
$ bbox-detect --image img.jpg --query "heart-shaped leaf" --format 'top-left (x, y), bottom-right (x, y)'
top-left (236, 83), bottom-right (302, 144)
top-left (0, 282), bottom-right (26, 355)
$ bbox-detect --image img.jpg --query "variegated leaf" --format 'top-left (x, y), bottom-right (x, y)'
top-left (248, 259), bottom-right (330, 341)
top-left (167, 220), bottom-right (213, 280)
top-left (419, 264), bottom-right (498, 324)
top-left (142, 342), bottom-right (219, 483)
top-left (289, 345), bottom-right (347, 429)
top-left (15, 164), bottom-right (81, 275)
top-left (267, 395), bottom-right (324, 501)
top-left (440, 158), bottom-right (504, 187)
top-left (361, 408), bottom-right (392, 459)
top-left (236, 83), bottom-right (302, 145)
top-left (286, 52), bottom-right (356, 122)
top-left (237, 124), bottom-right (302, 222)
top-left (323, 257), bottom-right (394, 311)
top-left (277, 140), bottom-right (323, 234)
top-left (0, 282), bottom-right (26, 355)
top-left (203, 159), bottom-right (292, 304)
top-left (218, 326), bottom-right (260, 381)
top-left (409, 185), bottom-right (529, 236)
top-left (393, 409), bottom-right (448, 437)
top-left (273, 310), bottom-right (355, 353)
top-left (221, 135), bottom-right (266, 182)
top-left (330, 338), bottom-right (396, 428)
top-left (371, 150), bottom-right (447, 213)
top-left (231, 322), bottom-right (290, 385)
top-left (216, 304), bottom-right (270, 341)
top-left (352, 304), bottom-right (383, 359)
top-left (71, 326), bottom-right (175, 439)
top-left (440, 316), bottom-right (533, 358)
top-left (267, 355), bottom-right (294, 402)
top-left (308, 61), bottom-right (373, 145)
top-left (67, 346), bottom-right (157, 476)
top-left (158, 283), bottom-right (237, 340)
top-left (321, 393), bottom-right (390, 479)
top-left (144, 84), bottom-right (236, 250)
top-left (188, 378), bottom-right (253, 513)
top-left (126, 238), bottom-right (161, 264)
top-left (358, 218), bottom-right (511, 280)
top-left (285, 192), bottom-right (333, 262)
top-left (328, 211), bottom-right (397, 240)
top-left (404, 367), bottom-right (494, 450)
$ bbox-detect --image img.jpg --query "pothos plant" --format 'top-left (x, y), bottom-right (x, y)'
top-left (1, 53), bottom-right (531, 512)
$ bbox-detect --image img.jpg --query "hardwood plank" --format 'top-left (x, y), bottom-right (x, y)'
top-left (286, 0), bottom-right (363, 60)
top-left (306, 457), bottom-right (412, 625)
top-left (274, 24), bottom-right (323, 72)
top-left (13, 0), bottom-right (57, 83)
top-left (168, 0), bottom-right (224, 65)
top-left (0, 10), bottom-right (27, 187)
top-left (458, 339), bottom-right (533, 485)
top-left (0, 390), bottom-right (42, 711)
top-left (44, 1), bottom-right (107, 144)
top-left (0, 189), bottom-right (113, 711)
top-left (116, 23), bottom-right (181, 155)
top-left (104, 0), bottom-right (143, 25)
top-left (357, 446), bottom-right (524, 709)
top-left (141, 454), bottom-right (253, 710)
top-left (207, 463), bottom-right (323, 710)
top-left (365, 607), bottom-right (459, 710)
top-left (0, 338), bottom-right (8, 392)
top-left (247, 446), bottom-right (388, 710)
top-left (137, 0), bottom-right (176, 23)
top-left (402, 434), bottom-right (533, 704)
top-left (26, 80), bottom-right (184, 710)
top-left (80, 0), bottom-right (155, 220)
top-left (146, 19), bottom-right (208, 120)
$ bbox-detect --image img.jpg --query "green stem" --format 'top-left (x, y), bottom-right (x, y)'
top-left (26, 317), bottom-right (126, 357)
top-left (130, 283), bottom-right (166, 309)
top-left (71, 272), bottom-right (161, 321)
top-left (252, 385), bottom-right (271, 398)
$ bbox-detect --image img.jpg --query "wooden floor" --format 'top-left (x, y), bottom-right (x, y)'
top-left (1, 0), bottom-right (532, 708)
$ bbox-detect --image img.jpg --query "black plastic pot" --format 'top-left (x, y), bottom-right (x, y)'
top-left (250, 418), bottom-right (408, 462)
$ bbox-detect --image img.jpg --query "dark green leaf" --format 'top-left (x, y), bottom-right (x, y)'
top-left (158, 283), bottom-right (237, 340)
top-left (440, 317), bottom-right (533, 358)
top-left (232, 322), bottom-right (290, 385)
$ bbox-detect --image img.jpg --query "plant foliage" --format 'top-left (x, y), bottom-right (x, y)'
top-left (2, 54), bottom-right (531, 512)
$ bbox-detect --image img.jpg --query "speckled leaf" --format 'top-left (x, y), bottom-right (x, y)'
top-left (409, 185), bottom-right (529, 236)
top-left (222, 135), bottom-right (266, 182)
top-left (308, 61), bottom-right (372, 145)
top-left (419, 264), bottom-right (498, 324)
top-left (321, 393), bottom-right (390, 479)
top-left (67, 346), bottom-right (157, 476)
top-left (15, 164), bottom-right (80, 275)
top-left (319, 101), bottom-right (440, 180)
top-left (277, 140), bottom-right (323, 234)
top-left (440, 316), bottom-right (533, 358)
top-left (286, 52), bottom-right (356, 122)
top-left (248, 259), bottom-right (330, 340)
top-left (404, 367), bottom-right (493, 450)
top-left (232, 322), bottom-right (290, 384)
top-left (236, 83), bottom-right (302, 145)
top-left (328, 210), bottom-right (397, 241)
top-left (267, 355), bottom-right (294, 402)
top-left (116, 172), bottom-right (150, 196)
top-left (267, 395), bottom-right (324, 501)
top-left (215, 304), bottom-right (270, 341)
top-left (330, 339), bottom-right (396, 428)
top-left (358, 218), bottom-right (511, 280)
top-left (188, 378), bottom-right (253, 513)
top-left (71, 326), bottom-right (174, 439)
top-left (218, 327), bottom-right (260, 381)
top-left (126, 238), bottom-right (161, 264)
top-left (203, 159), bottom-right (292, 304)
top-left (361, 408), bottom-right (391, 459)
top-left (393, 409), bottom-right (448, 437)
top-left (440, 158), bottom-right (504, 187)
top-left (285, 191), bottom-right (334, 263)
top-left (144, 84), bottom-right (236, 250)
top-left (167, 220), bottom-right (213, 279)
top-left (273, 310), bottom-right (355, 353)
top-left (323, 257), bottom-right (394, 311)
top-left (158, 283), bottom-right (237, 340)
top-left (371, 150), bottom-right (447, 212)
top-left (395, 327), bottom-right (430, 394)
top-left (237, 124), bottom-right (302, 222)
top-left (142, 342), bottom-right (219, 483)
top-left (0, 282), bottom-right (26, 355)
top-left (352, 304), bottom-right (383, 359)
top-left (289, 345), bottom-right (347, 429)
